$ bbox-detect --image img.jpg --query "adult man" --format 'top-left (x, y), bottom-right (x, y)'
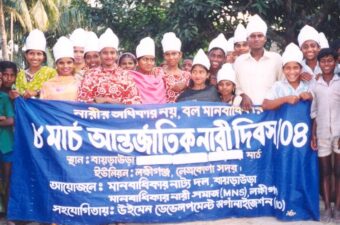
top-left (234, 14), bottom-right (283, 108)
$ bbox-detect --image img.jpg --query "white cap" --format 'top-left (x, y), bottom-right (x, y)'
top-left (246, 14), bottom-right (267, 37)
top-left (99, 28), bottom-right (119, 51)
top-left (217, 63), bottom-right (236, 84)
top-left (297, 25), bottom-right (319, 47)
top-left (161, 32), bottom-right (181, 53)
top-left (208, 33), bottom-right (228, 54)
top-left (318, 32), bottom-right (329, 49)
top-left (281, 43), bottom-right (303, 66)
top-left (53, 36), bottom-right (74, 62)
top-left (23, 29), bottom-right (46, 52)
top-left (69, 28), bottom-right (87, 48)
top-left (136, 37), bottom-right (155, 58)
top-left (84, 32), bottom-right (100, 54)
top-left (192, 49), bottom-right (210, 70)
top-left (233, 24), bottom-right (247, 43)
top-left (226, 38), bottom-right (234, 53)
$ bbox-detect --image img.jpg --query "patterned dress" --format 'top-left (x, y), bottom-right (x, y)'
top-left (162, 67), bottom-right (190, 103)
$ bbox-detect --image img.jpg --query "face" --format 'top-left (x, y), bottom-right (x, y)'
top-left (85, 51), bottom-right (101, 69)
top-left (182, 59), bottom-right (193, 72)
top-left (100, 47), bottom-right (117, 67)
top-left (301, 40), bottom-right (320, 61)
top-left (191, 65), bottom-right (209, 87)
top-left (208, 49), bottom-right (225, 71)
top-left (1, 68), bottom-right (16, 88)
top-left (163, 51), bottom-right (182, 67)
top-left (225, 52), bottom-right (236, 64)
top-left (234, 41), bottom-right (249, 56)
top-left (137, 56), bottom-right (155, 74)
top-left (247, 32), bottom-right (266, 50)
top-left (319, 55), bottom-right (336, 75)
top-left (56, 57), bottom-right (74, 76)
top-left (217, 80), bottom-right (235, 96)
top-left (283, 62), bottom-right (302, 83)
top-left (73, 46), bottom-right (85, 64)
top-left (25, 50), bottom-right (45, 68)
top-left (119, 57), bottom-right (136, 70)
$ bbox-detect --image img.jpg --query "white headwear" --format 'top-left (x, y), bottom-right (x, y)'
top-left (208, 33), bottom-right (228, 54)
top-left (161, 32), bottom-right (181, 53)
top-left (69, 28), bottom-right (87, 48)
top-left (99, 28), bottom-right (119, 51)
top-left (281, 43), bottom-right (303, 66)
top-left (217, 63), bottom-right (236, 84)
top-left (23, 29), bottom-right (46, 52)
top-left (318, 32), bottom-right (329, 49)
top-left (84, 32), bottom-right (100, 54)
top-left (297, 25), bottom-right (319, 47)
top-left (53, 36), bottom-right (74, 62)
top-left (136, 37), bottom-right (155, 58)
top-left (192, 49), bottom-right (210, 70)
top-left (246, 14), bottom-right (267, 37)
top-left (226, 38), bottom-right (234, 53)
top-left (233, 24), bottom-right (247, 43)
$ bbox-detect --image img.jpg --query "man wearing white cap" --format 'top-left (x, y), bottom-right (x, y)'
top-left (129, 37), bottom-right (167, 104)
top-left (208, 33), bottom-right (228, 85)
top-left (262, 43), bottom-right (312, 110)
top-left (233, 23), bottom-right (249, 57)
top-left (233, 14), bottom-right (283, 108)
top-left (40, 37), bottom-right (80, 101)
top-left (161, 32), bottom-right (190, 103)
top-left (297, 25), bottom-right (321, 81)
top-left (69, 28), bottom-right (87, 73)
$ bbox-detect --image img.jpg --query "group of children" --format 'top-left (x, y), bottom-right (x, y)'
top-left (0, 13), bottom-right (339, 224)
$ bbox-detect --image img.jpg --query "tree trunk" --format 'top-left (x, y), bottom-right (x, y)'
top-left (0, 0), bottom-right (8, 60)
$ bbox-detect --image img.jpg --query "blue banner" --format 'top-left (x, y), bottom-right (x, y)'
top-left (9, 98), bottom-right (319, 224)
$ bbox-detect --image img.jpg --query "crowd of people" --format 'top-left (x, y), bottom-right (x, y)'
top-left (0, 13), bottom-right (339, 224)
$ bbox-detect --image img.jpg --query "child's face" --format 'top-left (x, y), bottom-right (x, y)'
top-left (56, 57), bottom-right (74, 76)
top-left (137, 56), bottom-right (155, 74)
top-left (283, 62), bottom-right (302, 83)
top-left (301, 40), bottom-right (320, 61)
top-left (191, 65), bottom-right (209, 87)
top-left (100, 47), bottom-right (117, 67)
top-left (217, 80), bottom-right (234, 96)
top-left (319, 55), bottom-right (336, 75)
top-left (120, 57), bottom-right (136, 70)
top-left (73, 46), bottom-right (85, 65)
top-left (182, 59), bottom-right (192, 72)
top-left (1, 68), bottom-right (16, 88)
top-left (85, 51), bottom-right (101, 69)
top-left (163, 51), bottom-right (182, 67)
top-left (208, 49), bottom-right (225, 71)
top-left (25, 50), bottom-right (45, 68)
top-left (234, 41), bottom-right (249, 56)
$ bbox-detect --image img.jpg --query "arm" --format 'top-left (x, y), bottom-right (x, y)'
top-left (299, 91), bottom-right (313, 101)
top-left (262, 95), bottom-right (299, 110)
top-left (0, 117), bottom-right (13, 126)
top-left (240, 93), bottom-right (253, 111)
top-left (310, 119), bottom-right (318, 151)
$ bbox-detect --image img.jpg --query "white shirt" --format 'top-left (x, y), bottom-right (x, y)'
top-left (301, 60), bottom-right (322, 78)
top-left (234, 50), bottom-right (283, 105)
top-left (265, 79), bottom-right (310, 100)
top-left (310, 75), bottom-right (340, 139)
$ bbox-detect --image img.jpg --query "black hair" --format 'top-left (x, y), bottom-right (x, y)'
top-left (24, 50), bottom-right (47, 68)
top-left (188, 64), bottom-right (210, 88)
top-left (119, 52), bottom-right (137, 65)
top-left (317, 48), bottom-right (338, 61)
top-left (0, 60), bottom-right (18, 74)
top-left (208, 47), bottom-right (226, 57)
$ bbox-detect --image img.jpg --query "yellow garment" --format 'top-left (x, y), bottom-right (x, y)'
top-left (16, 66), bottom-right (57, 94)
top-left (40, 75), bottom-right (80, 101)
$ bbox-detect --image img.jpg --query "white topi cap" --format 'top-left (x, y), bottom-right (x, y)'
top-left (69, 28), bottom-right (87, 48)
top-left (226, 38), bottom-right (234, 53)
top-left (161, 32), bottom-right (182, 53)
top-left (246, 14), bottom-right (267, 37)
top-left (217, 63), bottom-right (236, 84)
top-left (136, 37), bottom-right (155, 58)
top-left (23, 29), bottom-right (46, 52)
top-left (281, 43), bottom-right (303, 66)
top-left (99, 28), bottom-right (119, 51)
top-left (208, 33), bottom-right (228, 54)
top-left (297, 25), bottom-right (319, 47)
top-left (318, 32), bottom-right (329, 49)
top-left (233, 24), bottom-right (247, 43)
top-left (192, 49), bottom-right (210, 70)
top-left (84, 32), bottom-right (100, 54)
top-left (53, 36), bottom-right (74, 62)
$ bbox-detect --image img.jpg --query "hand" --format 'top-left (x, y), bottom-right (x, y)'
top-left (315, 73), bottom-right (322, 80)
top-left (300, 72), bottom-right (313, 81)
top-left (240, 94), bottom-right (253, 111)
top-left (0, 116), bottom-right (6, 121)
top-left (94, 97), bottom-right (119, 104)
top-left (311, 136), bottom-right (318, 151)
top-left (172, 81), bottom-right (186, 92)
top-left (23, 90), bottom-right (38, 99)
top-left (8, 90), bottom-right (20, 99)
top-left (299, 92), bottom-right (313, 101)
top-left (285, 95), bottom-right (299, 105)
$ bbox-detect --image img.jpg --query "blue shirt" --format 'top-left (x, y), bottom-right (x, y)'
top-left (265, 79), bottom-right (310, 100)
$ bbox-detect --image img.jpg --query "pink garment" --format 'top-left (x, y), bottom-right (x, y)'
top-left (130, 68), bottom-right (167, 104)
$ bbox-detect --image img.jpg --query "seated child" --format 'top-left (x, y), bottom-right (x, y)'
top-left (262, 43), bottom-right (312, 110)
